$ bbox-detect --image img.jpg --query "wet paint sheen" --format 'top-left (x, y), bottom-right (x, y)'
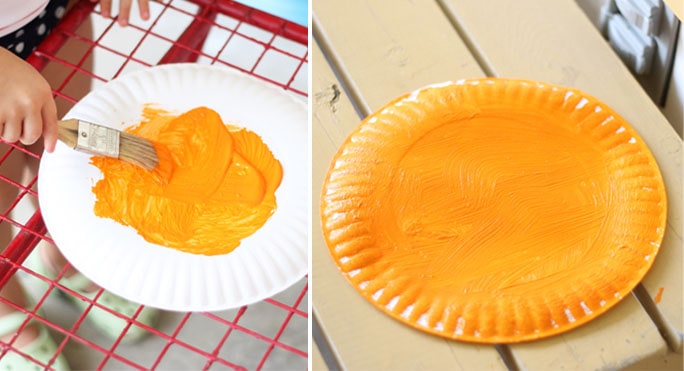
top-left (320, 79), bottom-right (666, 343)
top-left (91, 106), bottom-right (282, 255)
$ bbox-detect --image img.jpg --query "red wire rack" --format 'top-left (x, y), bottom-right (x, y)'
top-left (0, 1), bottom-right (308, 369)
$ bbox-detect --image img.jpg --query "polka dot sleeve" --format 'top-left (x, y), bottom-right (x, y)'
top-left (0, 0), bottom-right (69, 60)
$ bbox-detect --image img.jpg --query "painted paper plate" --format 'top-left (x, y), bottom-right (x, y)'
top-left (320, 78), bottom-right (667, 343)
top-left (39, 63), bottom-right (308, 312)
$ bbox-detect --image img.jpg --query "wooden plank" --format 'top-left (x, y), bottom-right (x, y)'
top-left (510, 295), bottom-right (668, 369)
top-left (440, 0), bottom-right (682, 363)
top-left (313, 0), bottom-right (484, 114)
top-left (312, 338), bottom-right (328, 371)
top-left (311, 36), bottom-right (507, 369)
top-left (661, 29), bottom-right (682, 137)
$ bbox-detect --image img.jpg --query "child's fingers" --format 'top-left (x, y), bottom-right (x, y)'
top-left (118, 0), bottom-right (132, 26)
top-left (139, 0), bottom-right (150, 20)
top-left (99, 0), bottom-right (112, 18)
top-left (20, 111), bottom-right (43, 146)
top-left (42, 102), bottom-right (58, 153)
top-left (1, 120), bottom-right (21, 143)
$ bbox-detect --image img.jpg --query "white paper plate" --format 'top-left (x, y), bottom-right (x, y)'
top-left (38, 63), bottom-right (308, 312)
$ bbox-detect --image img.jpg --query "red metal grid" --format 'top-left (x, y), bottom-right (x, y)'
top-left (0, 0), bottom-right (308, 369)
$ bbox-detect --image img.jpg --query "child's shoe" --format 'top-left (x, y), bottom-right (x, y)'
top-left (0, 311), bottom-right (70, 370)
top-left (25, 251), bottom-right (159, 343)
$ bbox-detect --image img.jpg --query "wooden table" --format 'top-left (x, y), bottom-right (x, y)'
top-left (311, 1), bottom-right (683, 369)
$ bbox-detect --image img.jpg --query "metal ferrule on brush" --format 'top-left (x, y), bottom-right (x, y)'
top-left (76, 121), bottom-right (120, 158)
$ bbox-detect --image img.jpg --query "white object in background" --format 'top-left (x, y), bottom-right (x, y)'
top-left (599, 0), bottom-right (618, 35)
top-left (615, 0), bottom-right (663, 36)
top-left (0, 0), bottom-right (48, 37)
top-left (606, 14), bottom-right (656, 74)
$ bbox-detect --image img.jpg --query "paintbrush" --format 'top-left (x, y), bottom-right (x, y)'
top-left (57, 119), bottom-right (159, 171)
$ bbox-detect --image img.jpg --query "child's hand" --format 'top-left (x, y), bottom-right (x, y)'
top-left (93, 0), bottom-right (151, 26)
top-left (0, 48), bottom-right (58, 153)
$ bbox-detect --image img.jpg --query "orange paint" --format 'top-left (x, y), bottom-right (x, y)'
top-left (654, 287), bottom-right (664, 304)
top-left (321, 79), bottom-right (667, 343)
top-left (91, 106), bottom-right (282, 255)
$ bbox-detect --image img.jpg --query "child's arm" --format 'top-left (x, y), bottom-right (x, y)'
top-left (0, 47), bottom-right (58, 153)
top-left (92, 0), bottom-right (151, 26)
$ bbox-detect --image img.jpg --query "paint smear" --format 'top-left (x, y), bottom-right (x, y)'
top-left (321, 79), bottom-right (666, 343)
top-left (91, 106), bottom-right (282, 255)
top-left (654, 287), bottom-right (664, 304)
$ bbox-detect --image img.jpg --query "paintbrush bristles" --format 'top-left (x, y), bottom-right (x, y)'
top-left (56, 119), bottom-right (159, 171)
top-left (119, 132), bottom-right (159, 171)
top-left (58, 118), bottom-right (79, 131)
top-left (57, 119), bottom-right (79, 149)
